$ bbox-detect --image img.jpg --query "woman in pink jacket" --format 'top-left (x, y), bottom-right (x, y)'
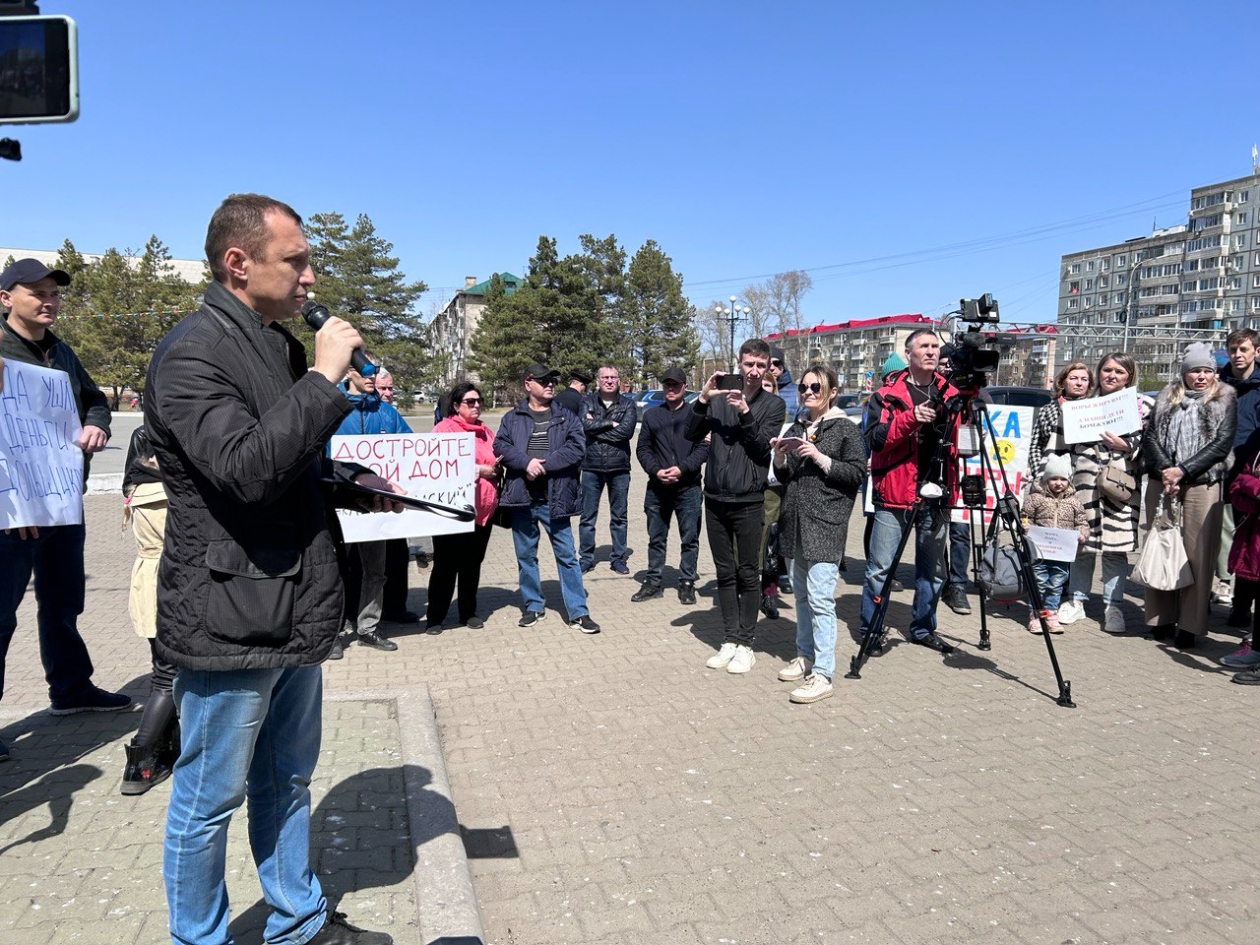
top-left (426, 382), bottom-right (501, 631)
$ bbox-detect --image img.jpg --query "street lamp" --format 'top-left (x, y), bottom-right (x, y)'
top-left (715, 295), bottom-right (752, 371)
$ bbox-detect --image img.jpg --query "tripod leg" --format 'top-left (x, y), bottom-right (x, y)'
top-left (969, 506), bottom-right (991, 651)
top-left (846, 508), bottom-right (917, 680)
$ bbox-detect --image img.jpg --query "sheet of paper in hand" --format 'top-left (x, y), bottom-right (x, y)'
top-left (331, 432), bottom-right (477, 542)
top-left (1061, 387), bottom-right (1140, 445)
top-left (0, 358), bottom-right (85, 529)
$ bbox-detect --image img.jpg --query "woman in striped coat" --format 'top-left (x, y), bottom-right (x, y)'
top-left (1059, 353), bottom-right (1151, 633)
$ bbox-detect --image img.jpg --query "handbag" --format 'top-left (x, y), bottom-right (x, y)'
top-left (1097, 457), bottom-right (1137, 505)
top-left (1132, 495), bottom-right (1193, 591)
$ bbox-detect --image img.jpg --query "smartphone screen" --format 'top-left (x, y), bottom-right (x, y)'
top-left (717, 373), bottom-right (743, 391)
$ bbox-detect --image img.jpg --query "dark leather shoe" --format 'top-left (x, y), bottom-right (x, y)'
top-left (357, 630), bottom-right (398, 652)
top-left (1149, 624), bottom-right (1174, 641)
top-left (381, 610), bottom-right (420, 624)
top-left (911, 631), bottom-right (954, 654)
top-left (306, 911), bottom-right (393, 945)
top-left (327, 637), bottom-right (344, 660)
top-left (631, 584), bottom-right (662, 602)
top-left (760, 595), bottom-right (780, 620)
top-left (1173, 629), bottom-right (1197, 650)
top-left (678, 582), bottom-right (697, 606)
top-left (779, 575), bottom-right (793, 595)
top-left (463, 616), bottom-right (485, 629)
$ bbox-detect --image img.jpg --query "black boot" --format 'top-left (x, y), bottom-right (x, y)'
top-left (121, 689), bottom-right (178, 796)
top-left (122, 742), bottom-right (173, 795)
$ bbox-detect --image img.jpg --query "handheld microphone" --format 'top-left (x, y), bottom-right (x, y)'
top-left (301, 300), bottom-right (376, 377)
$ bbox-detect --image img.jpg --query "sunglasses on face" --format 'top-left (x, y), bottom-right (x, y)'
top-left (460, 397), bottom-right (482, 406)
top-left (797, 382), bottom-right (823, 395)
top-left (529, 378), bottom-right (557, 387)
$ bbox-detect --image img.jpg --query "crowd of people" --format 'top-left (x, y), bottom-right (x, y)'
top-left (6, 193), bottom-right (1260, 944)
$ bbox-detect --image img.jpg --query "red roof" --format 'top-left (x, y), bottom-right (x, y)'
top-left (764, 314), bottom-right (930, 341)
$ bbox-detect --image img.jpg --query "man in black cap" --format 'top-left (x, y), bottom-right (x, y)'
top-left (0, 258), bottom-right (131, 762)
top-left (634, 367), bottom-right (708, 603)
top-left (554, 367), bottom-right (591, 416)
top-left (494, 363), bottom-right (600, 632)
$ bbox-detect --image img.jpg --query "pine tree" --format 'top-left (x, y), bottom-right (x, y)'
top-left (623, 240), bottom-right (698, 385)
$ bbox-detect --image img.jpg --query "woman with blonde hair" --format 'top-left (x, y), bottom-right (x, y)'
top-left (1027, 360), bottom-right (1094, 486)
top-left (1143, 343), bottom-right (1237, 648)
top-left (1057, 352), bottom-right (1151, 631)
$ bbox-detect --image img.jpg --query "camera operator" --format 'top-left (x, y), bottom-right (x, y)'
top-left (859, 328), bottom-right (960, 652)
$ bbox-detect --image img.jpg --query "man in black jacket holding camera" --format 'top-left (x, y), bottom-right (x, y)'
top-left (685, 339), bottom-right (786, 675)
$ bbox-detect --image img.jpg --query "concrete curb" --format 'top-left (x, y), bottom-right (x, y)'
top-left (329, 686), bottom-right (485, 945)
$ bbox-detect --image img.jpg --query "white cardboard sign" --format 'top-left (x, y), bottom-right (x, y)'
top-left (1061, 387), bottom-right (1141, 445)
top-left (0, 358), bottom-right (85, 529)
top-left (331, 432), bottom-right (476, 542)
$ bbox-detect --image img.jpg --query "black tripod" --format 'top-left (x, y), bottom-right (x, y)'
top-left (845, 391), bottom-right (1076, 708)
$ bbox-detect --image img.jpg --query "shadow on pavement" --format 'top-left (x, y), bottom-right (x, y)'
top-left (228, 763), bottom-right (508, 945)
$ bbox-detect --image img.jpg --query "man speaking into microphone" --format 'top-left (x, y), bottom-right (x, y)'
top-left (144, 194), bottom-right (398, 945)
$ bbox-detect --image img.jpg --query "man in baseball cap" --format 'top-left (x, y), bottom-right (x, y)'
top-left (0, 258), bottom-right (128, 759)
top-left (494, 360), bottom-right (600, 633)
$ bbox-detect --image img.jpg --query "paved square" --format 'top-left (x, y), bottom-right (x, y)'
top-left (3, 480), bottom-right (1259, 944)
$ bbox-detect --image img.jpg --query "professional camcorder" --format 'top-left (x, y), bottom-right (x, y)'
top-left (940, 293), bottom-right (1013, 393)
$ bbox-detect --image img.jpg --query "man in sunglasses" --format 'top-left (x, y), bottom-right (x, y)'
top-left (495, 363), bottom-right (601, 633)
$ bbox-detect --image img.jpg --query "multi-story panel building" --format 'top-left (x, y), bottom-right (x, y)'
top-left (426, 272), bottom-right (523, 386)
top-left (1056, 172), bottom-right (1260, 380)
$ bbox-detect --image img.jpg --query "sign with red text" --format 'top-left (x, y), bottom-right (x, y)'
top-left (1061, 387), bottom-right (1140, 445)
top-left (950, 405), bottom-right (1035, 525)
top-left (0, 358), bottom-right (84, 529)
top-left (331, 432), bottom-right (475, 541)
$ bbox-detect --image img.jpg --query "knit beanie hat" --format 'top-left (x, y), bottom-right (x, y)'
top-left (1180, 342), bottom-right (1215, 375)
top-left (882, 352), bottom-right (907, 377)
top-left (1042, 453), bottom-right (1072, 484)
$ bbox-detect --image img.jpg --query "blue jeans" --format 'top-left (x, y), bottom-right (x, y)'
top-left (791, 558), bottom-right (840, 679)
top-left (946, 521), bottom-right (971, 588)
top-left (0, 523), bottom-right (95, 702)
top-left (1068, 550), bottom-right (1130, 607)
top-left (643, 484), bottom-right (702, 585)
top-left (512, 502), bottom-right (589, 619)
top-left (164, 665), bottom-right (325, 945)
top-left (579, 470), bottom-right (630, 568)
top-left (1033, 560), bottom-right (1070, 611)
top-left (860, 504), bottom-right (948, 640)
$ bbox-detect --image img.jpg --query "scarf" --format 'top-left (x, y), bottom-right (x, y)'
top-left (1167, 389), bottom-right (1207, 466)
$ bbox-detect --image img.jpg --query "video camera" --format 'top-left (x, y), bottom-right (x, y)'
top-left (941, 293), bottom-right (1008, 393)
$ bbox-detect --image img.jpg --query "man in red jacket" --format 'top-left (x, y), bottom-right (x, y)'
top-left (859, 329), bottom-right (959, 652)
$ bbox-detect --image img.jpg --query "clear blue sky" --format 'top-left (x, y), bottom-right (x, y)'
top-left (4, 1), bottom-right (1258, 327)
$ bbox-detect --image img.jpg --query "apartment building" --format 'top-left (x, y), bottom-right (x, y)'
top-left (426, 272), bottom-right (522, 386)
top-left (1056, 172), bottom-right (1260, 377)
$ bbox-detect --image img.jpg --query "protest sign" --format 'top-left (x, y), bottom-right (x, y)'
top-left (331, 431), bottom-right (476, 541)
top-left (950, 405), bottom-right (1036, 525)
top-left (1026, 525), bottom-right (1080, 562)
top-left (0, 358), bottom-right (85, 529)
top-left (1061, 387), bottom-right (1140, 445)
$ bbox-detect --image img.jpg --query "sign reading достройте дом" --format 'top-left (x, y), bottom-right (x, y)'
top-left (0, 357), bottom-right (85, 529)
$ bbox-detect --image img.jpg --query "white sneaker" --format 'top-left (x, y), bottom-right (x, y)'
top-left (1057, 601), bottom-right (1084, 625)
top-left (777, 655), bottom-right (813, 682)
top-left (789, 674), bottom-right (834, 704)
top-left (1212, 580), bottom-right (1234, 607)
top-left (706, 642), bottom-right (739, 669)
top-left (726, 645), bottom-right (756, 674)
top-left (1103, 605), bottom-right (1126, 634)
